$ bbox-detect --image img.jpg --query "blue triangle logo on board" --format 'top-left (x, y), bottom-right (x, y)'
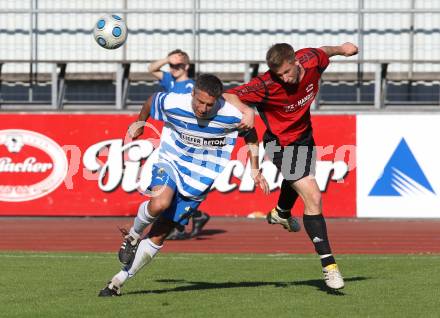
top-left (369, 138), bottom-right (435, 196)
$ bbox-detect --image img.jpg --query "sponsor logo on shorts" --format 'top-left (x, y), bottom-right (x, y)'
top-left (180, 132), bottom-right (227, 147)
top-left (0, 129), bottom-right (68, 202)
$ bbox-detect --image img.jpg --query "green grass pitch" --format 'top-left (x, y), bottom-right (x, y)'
top-left (0, 252), bottom-right (439, 317)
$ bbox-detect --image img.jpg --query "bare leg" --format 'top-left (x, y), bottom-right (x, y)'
top-left (130, 185), bottom-right (176, 239)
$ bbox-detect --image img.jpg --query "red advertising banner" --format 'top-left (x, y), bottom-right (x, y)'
top-left (0, 113), bottom-right (356, 217)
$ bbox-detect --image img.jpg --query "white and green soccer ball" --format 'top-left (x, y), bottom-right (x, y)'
top-left (93, 14), bottom-right (128, 49)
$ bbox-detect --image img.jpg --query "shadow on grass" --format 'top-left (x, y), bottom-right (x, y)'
top-left (126, 276), bottom-right (369, 296)
top-left (291, 276), bottom-right (369, 295)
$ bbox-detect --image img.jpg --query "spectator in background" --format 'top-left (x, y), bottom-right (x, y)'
top-left (148, 49), bottom-right (195, 94)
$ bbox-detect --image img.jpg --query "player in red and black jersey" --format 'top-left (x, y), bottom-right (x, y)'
top-left (224, 42), bottom-right (358, 289)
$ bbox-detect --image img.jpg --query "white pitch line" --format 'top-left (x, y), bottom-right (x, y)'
top-left (0, 253), bottom-right (439, 261)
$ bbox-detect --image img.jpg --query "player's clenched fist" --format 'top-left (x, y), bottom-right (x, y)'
top-left (341, 42), bottom-right (358, 57)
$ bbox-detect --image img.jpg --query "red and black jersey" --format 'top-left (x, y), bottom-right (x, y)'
top-left (227, 47), bottom-right (329, 146)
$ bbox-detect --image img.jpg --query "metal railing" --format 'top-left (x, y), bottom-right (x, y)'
top-left (1, 59), bottom-right (439, 111)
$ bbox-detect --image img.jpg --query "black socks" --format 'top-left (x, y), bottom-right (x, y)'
top-left (303, 214), bottom-right (336, 267)
top-left (276, 180), bottom-right (299, 218)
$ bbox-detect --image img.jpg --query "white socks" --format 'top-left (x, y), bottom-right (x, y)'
top-left (111, 238), bottom-right (162, 288)
top-left (130, 201), bottom-right (157, 238)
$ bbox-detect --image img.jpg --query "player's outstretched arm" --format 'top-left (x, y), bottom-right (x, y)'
top-left (223, 92), bottom-right (255, 130)
top-left (127, 95), bottom-right (153, 139)
top-left (319, 42), bottom-right (358, 57)
top-left (243, 128), bottom-right (269, 194)
top-left (148, 57), bottom-right (168, 80)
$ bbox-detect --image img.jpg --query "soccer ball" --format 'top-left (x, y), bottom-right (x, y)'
top-left (93, 14), bottom-right (128, 49)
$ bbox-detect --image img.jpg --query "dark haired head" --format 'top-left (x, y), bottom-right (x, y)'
top-left (195, 73), bottom-right (223, 98)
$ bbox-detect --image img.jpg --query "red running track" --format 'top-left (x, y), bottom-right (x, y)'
top-left (0, 217), bottom-right (439, 254)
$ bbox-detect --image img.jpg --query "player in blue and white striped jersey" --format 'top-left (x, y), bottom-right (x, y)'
top-left (99, 74), bottom-right (269, 297)
top-left (149, 90), bottom-right (243, 200)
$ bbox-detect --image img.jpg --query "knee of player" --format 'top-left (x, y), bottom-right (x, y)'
top-left (149, 199), bottom-right (171, 215)
top-left (310, 191), bottom-right (322, 207)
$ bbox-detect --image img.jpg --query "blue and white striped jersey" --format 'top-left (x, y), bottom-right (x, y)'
top-left (150, 92), bottom-right (242, 200)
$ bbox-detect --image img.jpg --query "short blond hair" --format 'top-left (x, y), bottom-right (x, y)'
top-left (266, 43), bottom-right (295, 71)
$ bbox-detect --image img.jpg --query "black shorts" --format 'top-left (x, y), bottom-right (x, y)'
top-left (263, 130), bottom-right (316, 182)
